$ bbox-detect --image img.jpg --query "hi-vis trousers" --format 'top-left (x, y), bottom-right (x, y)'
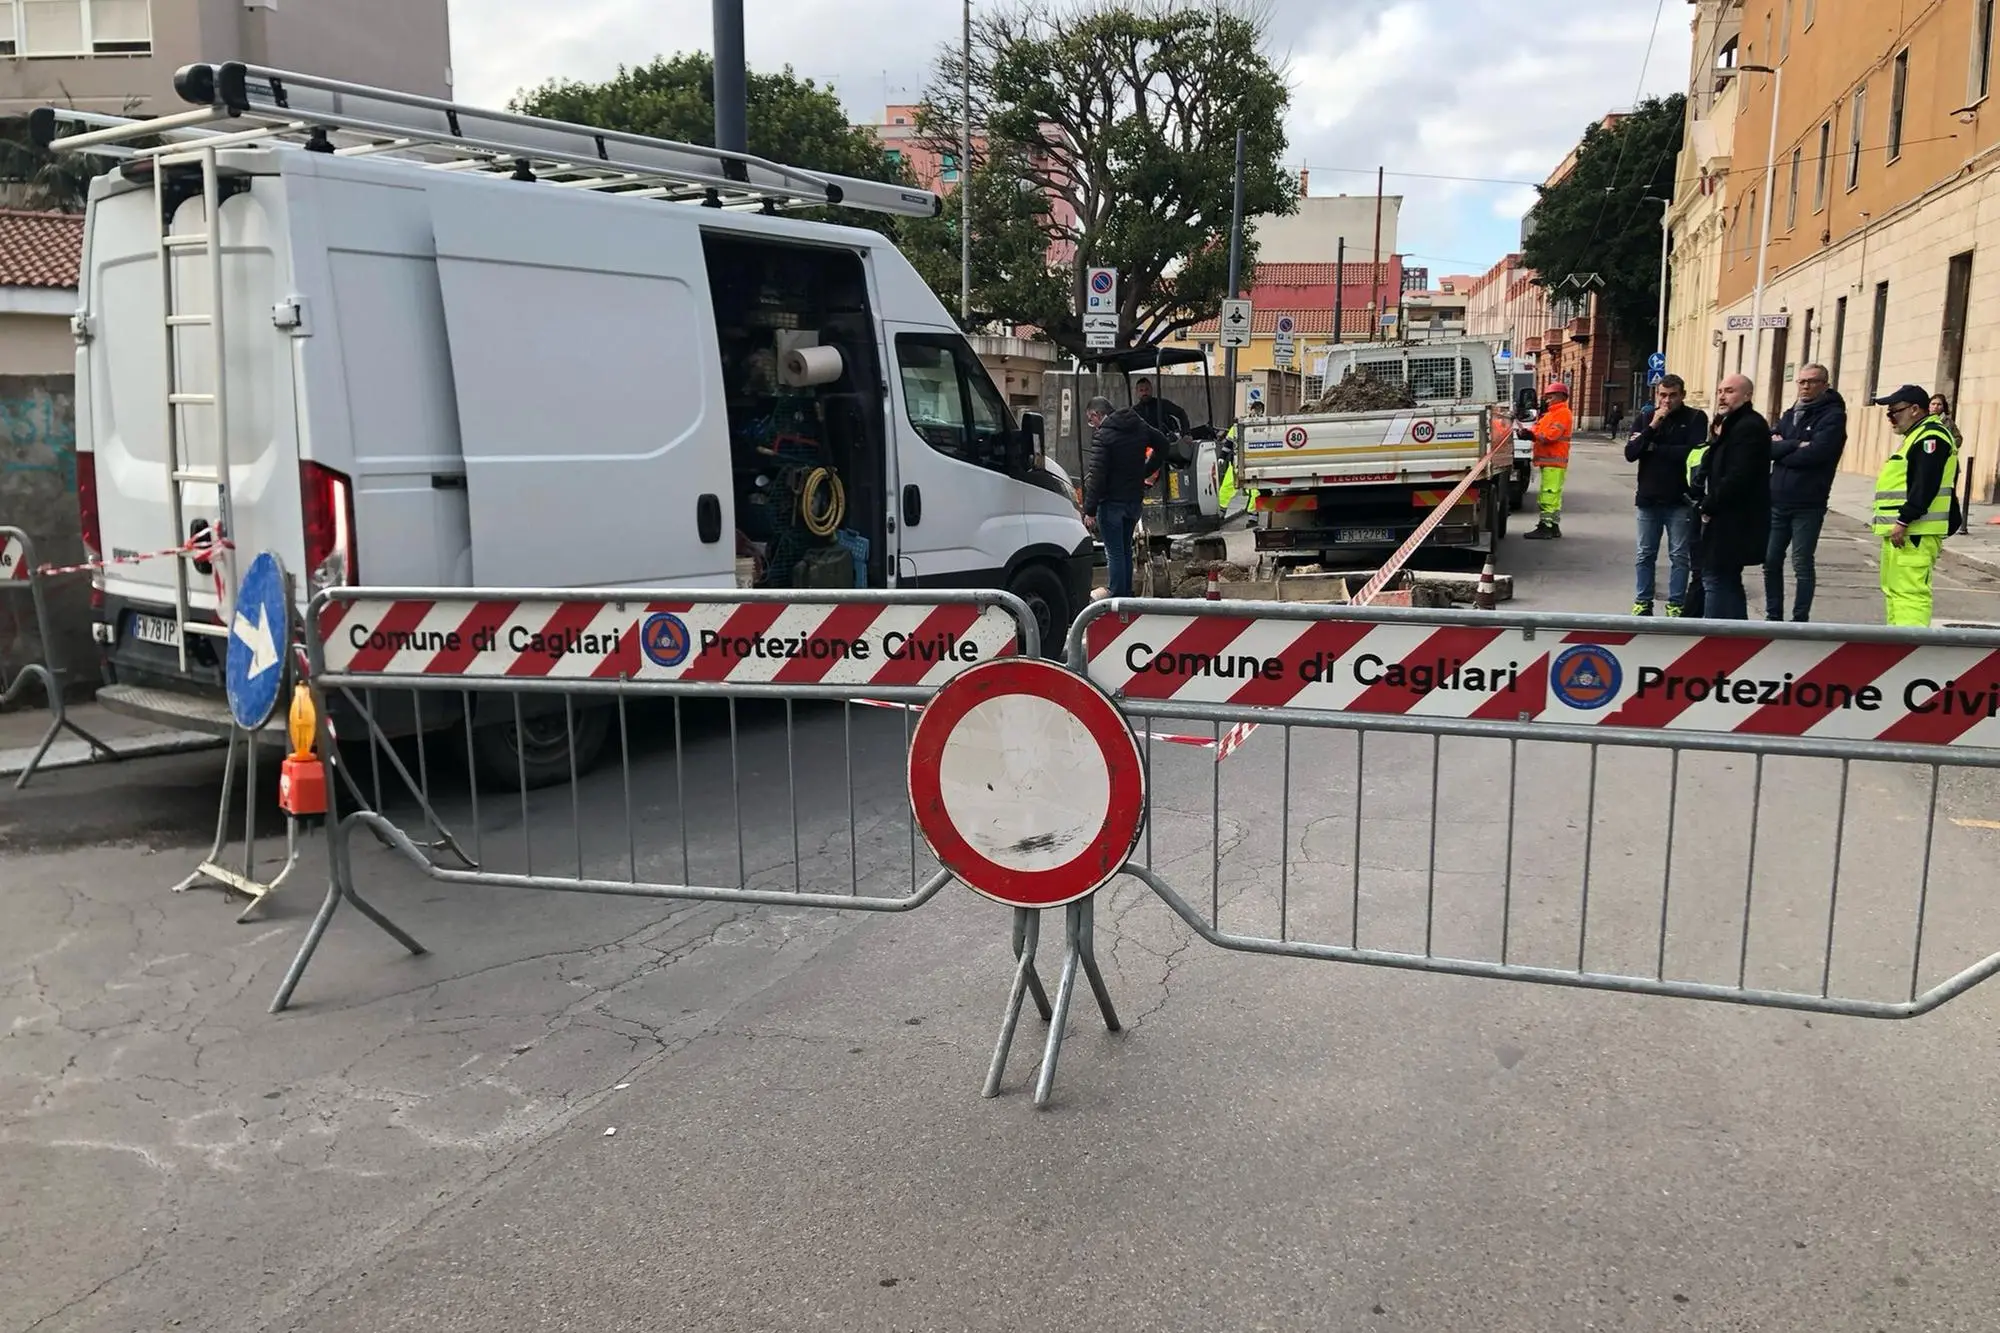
top-left (1536, 464), bottom-right (1567, 523)
top-left (1881, 533), bottom-right (1942, 627)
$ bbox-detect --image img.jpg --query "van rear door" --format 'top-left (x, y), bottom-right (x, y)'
top-left (426, 182), bottom-right (735, 590)
top-left (85, 172), bottom-right (303, 652)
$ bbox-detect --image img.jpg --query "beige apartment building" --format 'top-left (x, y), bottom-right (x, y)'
top-left (1, 0), bottom-right (452, 117)
top-left (1664, 0), bottom-right (1745, 410)
top-left (1687, 0), bottom-right (2000, 503)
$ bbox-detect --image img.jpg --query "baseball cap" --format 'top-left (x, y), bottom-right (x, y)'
top-left (1870, 384), bottom-right (1930, 409)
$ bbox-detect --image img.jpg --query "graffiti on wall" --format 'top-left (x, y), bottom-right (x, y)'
top-left (0, 390), bottom-right (78, 493)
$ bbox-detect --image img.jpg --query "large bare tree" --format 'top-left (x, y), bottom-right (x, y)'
top-left (902, 0), bottom-right (1294, 355)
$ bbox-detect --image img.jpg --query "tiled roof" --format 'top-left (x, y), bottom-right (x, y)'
top-left (1254, 261), bottom-right (1395, 287)
top-left (0, 209), bottom-right (85, 289)
top-left (1184, 307), bottom-right (1381, 337)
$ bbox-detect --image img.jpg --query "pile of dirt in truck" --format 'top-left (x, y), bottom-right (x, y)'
top-left (1304, 368), bottom-right (1418, 414)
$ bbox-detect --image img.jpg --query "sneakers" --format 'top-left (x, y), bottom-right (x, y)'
top-left (1631, 600), bottom-right (1654, 617)
top-left (1523, 522), bottom-right (1562, 540)
top-left (1663, 602), bottom-right (1685, 618)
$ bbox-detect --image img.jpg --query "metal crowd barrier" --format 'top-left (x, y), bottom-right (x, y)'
top-left (270, 586), bottom-right (1060, 1037)
top-left (0, 525), bottom-right (118, 789)
top-left (1064, 597), bottom-right (2000, 1030)
top-left (275, 580), bottom-right (2000, 1110)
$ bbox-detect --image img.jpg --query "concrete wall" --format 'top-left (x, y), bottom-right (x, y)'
top-left (0, 0), bottom-right (450, 116)
top-left (0, 375), bottom-right (92, 701)
top-left (0, 312), bottom-right (77, 375)
top-left (1254, 195), bottom-right (1402, 265)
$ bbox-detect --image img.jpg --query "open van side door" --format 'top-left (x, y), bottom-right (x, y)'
top-left (427, 183), bottom-right (735, 589)
top-left (883, 325), bottom-right (1028, 587)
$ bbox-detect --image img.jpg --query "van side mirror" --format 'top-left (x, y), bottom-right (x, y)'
top-left (1015, 411), bottom-right (1045, 472)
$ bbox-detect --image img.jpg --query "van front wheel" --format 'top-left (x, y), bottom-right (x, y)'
top-left (1006, 562), bottom-right (1072, 659)
top-left (470, 703), bottom-right (612, 791)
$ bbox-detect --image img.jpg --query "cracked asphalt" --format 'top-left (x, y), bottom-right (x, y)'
top-left (9, 444), bottom-right (2000, 1332)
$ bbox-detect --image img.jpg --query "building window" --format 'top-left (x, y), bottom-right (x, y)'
top-left (1889, 49), bottom-right (1909, 162)
top-left (884, 148), bottom-right (902, 166)
top-left (1801, 307), bottom-right (1814, 365)
top-left (1781, 0), bottom-right (1793, 58)
top-left (939, 152), bottom-right (959, 183)
top-left (1830, 295), bottom-right (1847, 388)
top-left (5, 0), bottom-right (150, 55)
top-left (1804, 0), bottom-right (1816, 28)
top-left (1847, 86), bottom-right (1867, 191)
top-left (1787, 146), bottom-right (1802, 229)
top-left (1865, 281), bottom-right (1889, 400)
top-left (1974, 0), bottom-right (1997, 104)
top-left (1814, 119), bottom-right (1832, 211)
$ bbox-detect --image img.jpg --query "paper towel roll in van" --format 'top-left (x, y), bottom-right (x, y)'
top-left (780, 344), bottom-right (844, 387)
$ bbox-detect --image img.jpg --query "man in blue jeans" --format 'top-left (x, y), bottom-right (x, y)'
top-left (1083, 395), bottom-right (1169, 597)
top-left (1624, 374), bottom-right (1707, 616)
top-left (1765, 363), bottom-right (1847, 621)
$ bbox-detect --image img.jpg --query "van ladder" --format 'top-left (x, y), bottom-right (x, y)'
top-left (156, 141), bottom-right (235, 671)
top-left (33, 61), bottom-right (944, 221)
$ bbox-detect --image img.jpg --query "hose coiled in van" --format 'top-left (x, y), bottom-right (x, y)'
top-left (799, 466), bottom-right (845, 537)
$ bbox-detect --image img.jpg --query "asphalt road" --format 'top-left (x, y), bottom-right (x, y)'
top-left (8, 440), bottom-right (2000, 1332)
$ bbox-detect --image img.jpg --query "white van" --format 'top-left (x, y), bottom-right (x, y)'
top-left (43, 62), bottom-right (1090, 785)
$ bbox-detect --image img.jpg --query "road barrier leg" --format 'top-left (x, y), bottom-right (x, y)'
top-left (270, 809), bottom-right (426, 1014)
top-left (984, 907), bottom-right (1045, 1097)
top-left (3, 525), bottom-right (121, 789)
top-left (3, 661), bottom-right (120, 789)
top-left (1033, 896), bottom-right (1121, 1109)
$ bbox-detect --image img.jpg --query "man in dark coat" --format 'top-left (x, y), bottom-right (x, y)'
top-left (1624, 373), bottom-right (1708, 616)
top-left (1698, 374), bottom-right (1772, 620)
top-left (1083, 395), bottom-right (1169, 598)
top-left (1765, 363), bottom-right (1847, 621)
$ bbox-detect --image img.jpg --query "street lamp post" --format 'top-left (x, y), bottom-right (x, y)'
top-left (1643, 193), bottom-right (1671, 366)
top-left (1739, 62), bottom-right (1783, 383)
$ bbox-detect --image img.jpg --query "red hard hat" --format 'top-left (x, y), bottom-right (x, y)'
top-left (1544, 381), bottom-right (1569, 397)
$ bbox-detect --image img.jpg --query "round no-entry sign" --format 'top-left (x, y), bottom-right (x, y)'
top-left (908, 658), bottom-right (1145, 909)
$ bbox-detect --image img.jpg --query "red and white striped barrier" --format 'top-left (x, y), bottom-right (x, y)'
top-left (1083, 612), bottom-right (2000, 749)
top-left (317, 595), bottom-right (1023, 688)
top-left (0, 533), bottom-right (26, 582)
top-left (1201, 426), bottom-right (1515, 762)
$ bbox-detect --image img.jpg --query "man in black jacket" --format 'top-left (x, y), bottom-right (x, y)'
top-left (1764, 363), bottom-right (1847, 621)
top-left (1084, 396), bottom-right (1169, 597)
top-left (1699, 374), bottom-right (1773, 620)
top-left (1624, 373), bottom-right (1708, 617)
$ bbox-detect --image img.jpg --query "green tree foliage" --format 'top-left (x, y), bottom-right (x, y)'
top-left (903, 1), bottom-right (1294, 352)
top-left (1521, 95), bottom-right (1686, 345)
top-left (510, 53), bottom-right (912, 229)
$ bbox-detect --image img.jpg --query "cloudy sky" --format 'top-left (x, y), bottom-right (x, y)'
top-left (453, 0), bottom-right (1693, 280)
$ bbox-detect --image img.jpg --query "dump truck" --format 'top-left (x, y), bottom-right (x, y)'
top-left (1238, 338), bottom-right (1508, 561)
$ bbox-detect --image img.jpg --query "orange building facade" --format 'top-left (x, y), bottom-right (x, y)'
top-left (1709, 0), bottom-right (2000, 500)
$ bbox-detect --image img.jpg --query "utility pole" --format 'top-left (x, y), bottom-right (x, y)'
top-left (960, 0), bottom-right (972, 324)
top-left (1643, 194), bottom-right (1671, 365)
top-left (712, 0), bottom-right (747, 180)
top-left (1333, 236), bottom-right (1345, 346)
top-left (1223, 127), bottom-right (1247, 403)
top-left (1370, 166), bottom-right (1385, 334)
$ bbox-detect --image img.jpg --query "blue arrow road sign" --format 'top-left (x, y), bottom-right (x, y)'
top-left (226, 551), bottom-right (291, 731)
top-left (1647, 351), bottom-right (1666, 373)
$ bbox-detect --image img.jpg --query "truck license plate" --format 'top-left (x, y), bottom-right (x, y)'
top-left (1337, 527), bottom-right (1396, 544)
top-left (129, 613), bottom-right (182, 648)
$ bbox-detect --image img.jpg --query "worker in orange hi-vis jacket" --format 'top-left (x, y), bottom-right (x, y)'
top-left (1522, 380), bottom-right (1574, 540)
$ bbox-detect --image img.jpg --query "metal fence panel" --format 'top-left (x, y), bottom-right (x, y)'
top-left (1065, 597), bottom-right (2000, 1022)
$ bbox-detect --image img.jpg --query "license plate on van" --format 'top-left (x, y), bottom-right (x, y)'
top-left (1337, 527), bottom-right (1396, 544)
top-left (128, 613), bottom-right (182, 648)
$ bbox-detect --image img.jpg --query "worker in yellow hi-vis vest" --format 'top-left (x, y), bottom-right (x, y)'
top-left (1867, 384), bottom-right (1961, 627)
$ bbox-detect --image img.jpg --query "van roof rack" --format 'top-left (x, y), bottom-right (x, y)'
top-left (32, 60), bottom-right (943, 221)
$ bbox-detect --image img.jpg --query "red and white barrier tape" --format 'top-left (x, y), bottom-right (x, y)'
top-left (30, 533), bottom-right (233, 581)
